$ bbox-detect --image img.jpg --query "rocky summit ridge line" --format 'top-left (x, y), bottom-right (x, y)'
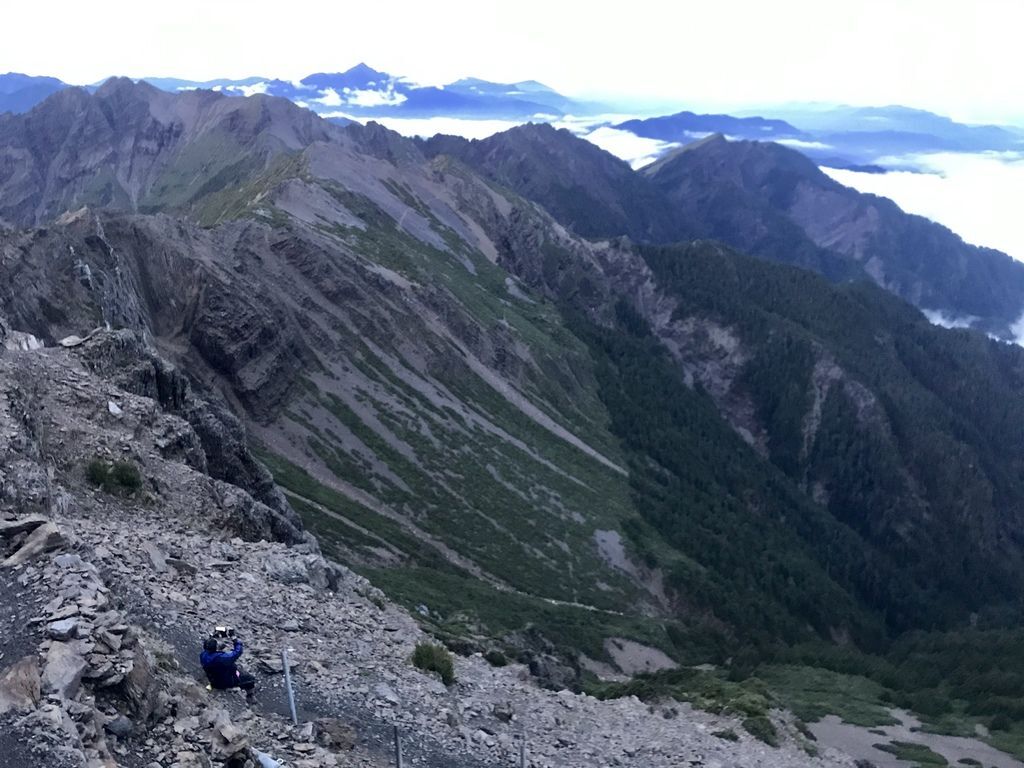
top-left (426, 124), bottom-right (1024, 337)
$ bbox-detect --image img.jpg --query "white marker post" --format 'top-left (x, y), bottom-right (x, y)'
top-left (281, 648), bottom-right (298, 725)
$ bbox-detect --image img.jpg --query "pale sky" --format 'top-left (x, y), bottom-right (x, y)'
top-left (5, 0), bottom-right (1024, 123)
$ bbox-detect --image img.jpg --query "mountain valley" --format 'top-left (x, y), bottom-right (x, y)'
top-left (4, 79), bottom-right (1024, 767)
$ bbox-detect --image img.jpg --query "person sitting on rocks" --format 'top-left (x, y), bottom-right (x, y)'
top-left (201, 636), bottom-right (256, 703)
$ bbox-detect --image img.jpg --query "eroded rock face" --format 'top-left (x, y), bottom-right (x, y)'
top-left (0, 215), bottom-right (313, 424)
top-left (0, 330), bottom-right (307, 565)
top-left (74, 330), bottom-right (305, 543)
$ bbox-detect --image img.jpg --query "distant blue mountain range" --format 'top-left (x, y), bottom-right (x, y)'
top-left (3, 67), bottom-right (1022, 171)
top-left (0, 73), bottom-right (66, 113)
top-left (125, 63), bottom-right (602, 120)
top-left (0, 64), bottom-right (602, 120)
top-left (617, 104), bottom-right (1024, 167)
top-left (615, 111), bottom-right (805, 142)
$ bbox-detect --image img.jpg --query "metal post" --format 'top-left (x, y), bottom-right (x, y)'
top-left (519, 733), bottom-right (526, 768)
top-left (281, 648), bottom-right (298, 725)
top-left (393, 724), bottom-right (404, 768)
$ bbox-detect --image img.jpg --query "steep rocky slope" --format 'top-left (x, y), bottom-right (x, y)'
top-left (0, 332), bottom-right (850, 768)
top-left (5, 80), bottom-right (1024, 649)
top-left (0, 96), bottom-right (668, 663)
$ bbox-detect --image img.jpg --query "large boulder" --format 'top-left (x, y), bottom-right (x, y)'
top-left (121, 644), bottom-right (158, 721)
top-left (2, 521), bottom-right (64, 567)
top-left (0, 516), bottom-right (48, 538)
top-left (263, 552), bottom-right (329, 590)
top-left (42, 641), bottom-right (87, 699)
top-left (213, 482), bottom-right (304, 545)
top-left (206, 708), bottom-right (251, 762)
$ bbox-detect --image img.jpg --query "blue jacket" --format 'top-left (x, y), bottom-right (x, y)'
top-left (201, 639), bottom-right (244, 688)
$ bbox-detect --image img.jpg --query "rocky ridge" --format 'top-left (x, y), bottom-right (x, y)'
top-left (0, 331), bottom-right (850, 767)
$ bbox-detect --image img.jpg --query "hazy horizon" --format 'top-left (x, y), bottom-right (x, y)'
top-left (7, 0), bottom-right (1024, 125)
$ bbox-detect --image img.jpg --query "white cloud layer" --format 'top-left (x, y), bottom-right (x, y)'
top-left (315, 88), bottom-right (344, 107)
top-left (344, 87), bottom-right (407, 108)
top-left (922, 309), bottom-right (977, 330)
top-left (227, 82), bottom-right (269, 97)
top-left (776, 138), bottom-right (833, 150)
top-left (582, 127), bottom-right (680, 169)
top-left (824, 151), bottom-right (1024, 261)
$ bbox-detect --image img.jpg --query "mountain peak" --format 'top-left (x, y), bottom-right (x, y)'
top-left (512, 79), bottom-right (556, 92)
top-left (0, 80), bottom-right (337, 226)
top-left (301, 63), bottom-right (394, 91)
top-left (344, 62), bottom-right (390, 80)
top-left (94, 76), bottom-right (160, 99)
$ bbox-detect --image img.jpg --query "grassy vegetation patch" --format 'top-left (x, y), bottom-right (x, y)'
top-left (367, 565), bottom-right (674, 664)
top-left (758, 665), bottom-right (898, 727)
top-left (258, 450), bottom-right (455, 569)
top-left (873, 741), bottom-right (948, 767)
top-left (742, 715), bottom-right (779, 746)
top-left (412, 642), bottom-right (455, 686)
top-left (85, 458), bottom-right (143, 496)
top-left (484, 649), bottom-right (508, 667)
top-left (587, 667), bottom-right (774, 721)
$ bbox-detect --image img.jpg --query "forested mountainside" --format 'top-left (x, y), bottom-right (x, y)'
top-left (5, 80), bottom-right (1024, 756)
top-left (428, 125), bottom-right (1024, 337)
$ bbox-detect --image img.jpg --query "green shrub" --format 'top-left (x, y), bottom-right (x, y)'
top-left (412, 642), bottom-right (455, 686)
top-left (485, 649), bottom-right (508, 667)
top-left (86, 459), bottom-right (109, 487)
top-left (86, 458), bottom-right (143, 496)
top-left (990, 714), bottom-right (1012, 732)
top-left (742, 716), bottom-right (779, 746)
top-left (110, 460), bottom-right (142, 491)
top-left (794, 719), bottom-right (816, 741)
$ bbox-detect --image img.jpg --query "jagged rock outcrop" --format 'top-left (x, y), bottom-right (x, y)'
top-left (0, 329), bottom-right (305, 547)
top-left (74, 330), bottom-right (304, 541)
